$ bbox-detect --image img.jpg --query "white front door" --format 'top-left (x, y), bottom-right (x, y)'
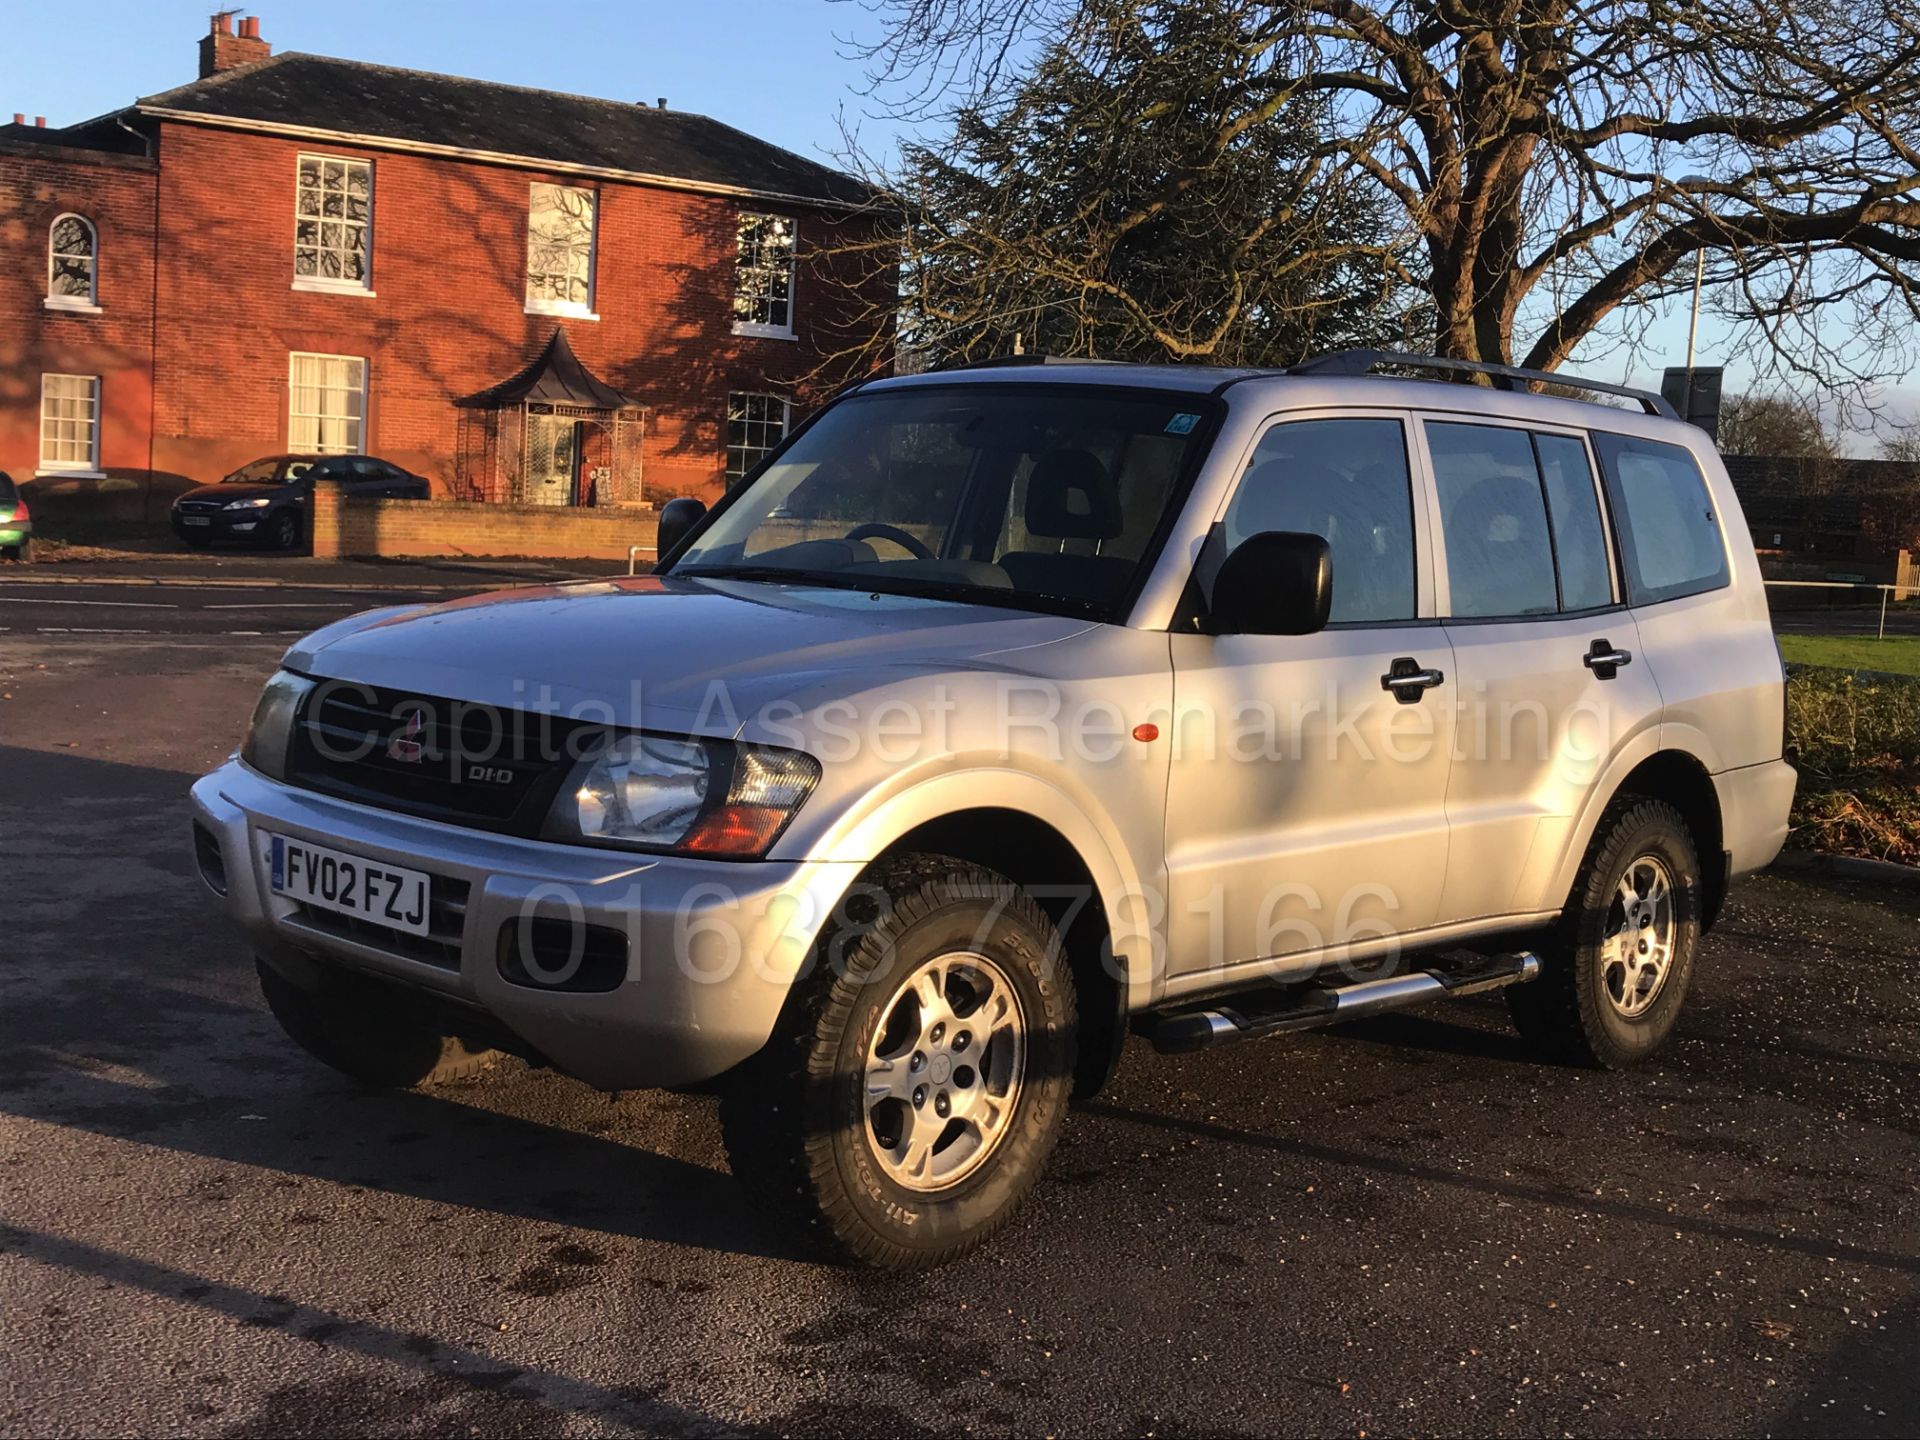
top-left (524, 414), bottom-right (578, 506)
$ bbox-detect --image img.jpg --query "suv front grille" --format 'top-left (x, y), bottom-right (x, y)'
top-left (287, 874), bottom-right (471, 970)
top-left (284, 682), bottom-right (588, 835)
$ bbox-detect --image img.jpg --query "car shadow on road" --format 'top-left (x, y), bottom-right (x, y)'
top-left (0, 744), bottom-right (796, 1265)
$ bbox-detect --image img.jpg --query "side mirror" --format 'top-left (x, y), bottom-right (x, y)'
top-left (655, 496), bottom-right (708, 563)
top-left (1205, 530), bottom-right (1331, 636)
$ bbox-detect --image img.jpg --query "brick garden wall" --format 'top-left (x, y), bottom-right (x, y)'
top-left (309, 485), bottom-right (659, 563)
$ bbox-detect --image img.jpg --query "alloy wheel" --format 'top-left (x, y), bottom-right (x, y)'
top-left (862, 951), bottom-right (1027, 1192)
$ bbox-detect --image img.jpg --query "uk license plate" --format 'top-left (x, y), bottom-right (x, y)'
top-left (182, 515), bottom-right (211, 526)
top-left (268, 833), bottom-right (431, 936)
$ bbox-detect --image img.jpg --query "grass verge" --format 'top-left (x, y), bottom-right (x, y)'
top-left (1779, 633), bottom-right (1920, 677)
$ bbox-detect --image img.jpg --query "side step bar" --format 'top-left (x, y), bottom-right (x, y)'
top-left (1150, 952), bottom-right (1541, 1055)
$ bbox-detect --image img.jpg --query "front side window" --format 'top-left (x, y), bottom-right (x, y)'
top-left (733, 212), bottom-right (795, 335)
top-left (526, 183), bottom-right (596, 314)
top-left (726, 393), bottom-right (789, 482)
top-left (47, 214), bottom-right (97, 308)
top-left (672, 385), bottom-right (1215, 620)
top-left (40, 374), bottom-right (100, 471)
top-left (288, 353), bottom-right (366, 455)
top-left (1592, 433), bottom-right (1731, 606)
top-left (1221, 417), bottom-right (1417, 624)
top-left (1427, 422), bottom-right (1558, 619)
top-left (294, 156), bottom-right (372, 289)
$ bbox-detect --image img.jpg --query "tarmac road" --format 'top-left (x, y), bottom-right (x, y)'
top-left (1, 580), bottom-right (1916, 1438)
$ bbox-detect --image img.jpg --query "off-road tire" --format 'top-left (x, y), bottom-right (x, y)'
top-left (720, 854), bottom-right (1077, 1269)
top-left (257, 958), bottom-right (498, 1088)
top-left (1508, 797), bottom-right (1701, 1068)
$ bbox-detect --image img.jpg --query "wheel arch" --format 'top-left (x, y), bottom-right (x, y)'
top-left (1582, 749), bottom-right (1727, 931)
top-left (879, 808), bottom-right (1127, 1099)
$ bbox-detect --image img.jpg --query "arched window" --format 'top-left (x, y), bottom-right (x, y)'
top-left (47, 214), bottom-right (97, 310)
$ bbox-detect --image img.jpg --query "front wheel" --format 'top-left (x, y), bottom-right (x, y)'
top-left (1508, 798), bottom-right (1702, 1068)
top-left (721, 855), bottom-right (1077, 1269)
top-left (267, 510), bottom-right (301, 551)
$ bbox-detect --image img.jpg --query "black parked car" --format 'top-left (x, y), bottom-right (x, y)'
top-left (170, 453), bottom-right (430, 550)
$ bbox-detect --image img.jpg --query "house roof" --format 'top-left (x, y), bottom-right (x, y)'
top-left (134, 52), bottom-right (869, 208)
top-left (456, 327), bottom-right (634, 410)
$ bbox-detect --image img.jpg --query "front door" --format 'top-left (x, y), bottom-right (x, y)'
top-left (1164, 412), bottom-right (1455, 988)
top-left (525, 413), bottom-right (579, 506)
top-left (1418, 417), bottom-right (1666, 923)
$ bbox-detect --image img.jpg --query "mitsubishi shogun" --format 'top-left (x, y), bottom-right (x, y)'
top-left (190, 351), bottom-right (1796, 1267)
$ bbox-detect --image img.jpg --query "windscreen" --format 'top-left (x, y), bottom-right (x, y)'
top-left (224, 458), bottom-right (295, 485)
top-left (670, 386), bottom-right (1214, 619)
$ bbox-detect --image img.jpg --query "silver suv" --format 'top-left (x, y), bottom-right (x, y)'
top-left (190, 351), bottom-right (1796, 1268)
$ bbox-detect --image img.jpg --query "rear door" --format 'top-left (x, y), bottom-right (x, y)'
top-left (1164, 411), bottom-right (1456, 982)
top-left (1419, 417), bottom-right (1665, 924)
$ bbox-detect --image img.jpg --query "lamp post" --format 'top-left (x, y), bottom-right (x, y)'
top-left (1675, 174), bottom-right (1712, 419)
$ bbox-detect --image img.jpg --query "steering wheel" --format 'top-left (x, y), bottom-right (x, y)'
top-left (846, 523), bottom-right (935, 560)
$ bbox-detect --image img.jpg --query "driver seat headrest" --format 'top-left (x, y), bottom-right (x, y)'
top-left (1025, 449), bottom-right (1122, 540)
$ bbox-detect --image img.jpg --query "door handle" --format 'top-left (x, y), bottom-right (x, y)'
top-left (1381, 656), bottom-right (1445, 703)
top-left (1583, 640), bottom-right (1633, 679)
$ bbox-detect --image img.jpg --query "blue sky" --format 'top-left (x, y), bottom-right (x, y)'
top-left (4, 0), bottom-right (1905, 443)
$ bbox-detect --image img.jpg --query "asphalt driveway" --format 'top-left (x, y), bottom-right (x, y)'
top-left (0, 602), bottom-right (1915, 1438)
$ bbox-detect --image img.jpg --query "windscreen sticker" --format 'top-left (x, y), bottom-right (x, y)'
top-left (1164, 412), bottom-right (1201, 435)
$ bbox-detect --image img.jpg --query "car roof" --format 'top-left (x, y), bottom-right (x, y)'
top-left (861, 359), bottom-right (1706, 450)
top-left (863, 360), bottom-right (1258, 396)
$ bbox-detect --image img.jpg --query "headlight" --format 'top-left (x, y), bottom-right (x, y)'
top-left (240, 670), bottom-right (316, 780)
top-left (225, 496), bottom-right (273, 510)
top-left (544, 734), bottom-right (820, 857)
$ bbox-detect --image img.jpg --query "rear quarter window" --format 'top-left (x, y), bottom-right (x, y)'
top-left (1591, 432), bottom-right (1730, 606)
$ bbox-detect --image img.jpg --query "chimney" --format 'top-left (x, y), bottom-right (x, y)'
top-left (656, 98), bottom-right (667, 110)
top-left (10, 114), bottom-right (22, 125)
top-left (34, 116), bottom-right (45, 127)
top-left (199, 11), bottom-right (271, 78)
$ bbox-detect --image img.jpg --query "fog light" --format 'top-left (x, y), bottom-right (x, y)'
top-left (496, 916), bottom-right (628, 993)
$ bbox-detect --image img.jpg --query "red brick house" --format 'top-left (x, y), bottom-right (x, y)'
top-left (0, 13), bottom-right (889, 516)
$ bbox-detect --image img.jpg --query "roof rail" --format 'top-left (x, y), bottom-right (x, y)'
top-left (1287, 349), bottom-right (1678, 419)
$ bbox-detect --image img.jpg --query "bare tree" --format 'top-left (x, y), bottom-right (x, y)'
top-left (839, 0), bottom-right (1920, 386)
top-left (1717, 393), bottom-right (1838, 458)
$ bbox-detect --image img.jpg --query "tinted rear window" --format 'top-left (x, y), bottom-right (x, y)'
top-left (1426, 422), bottom-right (1557, 618)
top-left (1592, 433), bottom-right (1730, 605)
top-left (0, 473), bottom-right (16, 506)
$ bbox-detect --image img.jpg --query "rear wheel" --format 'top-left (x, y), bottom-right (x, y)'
top-left (721, 855), bottom-right (1077, 1269)
top-left (3, 540), bottom-right (27, 563)
top-left (1508, 798), bottom-right (1701, 1068)
top-left (257, 958), bottom-right (498, 1088)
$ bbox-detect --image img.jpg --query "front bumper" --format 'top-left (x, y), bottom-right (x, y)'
top-left (189, 759), bottom-right (860, 1089)
top-left (172, 507), bottom-right (273, 542)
